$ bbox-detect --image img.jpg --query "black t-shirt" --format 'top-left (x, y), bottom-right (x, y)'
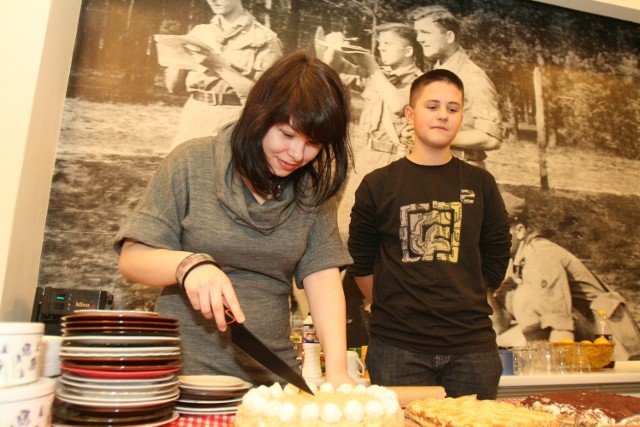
top-left (348, 157), bottom-right (510, 354)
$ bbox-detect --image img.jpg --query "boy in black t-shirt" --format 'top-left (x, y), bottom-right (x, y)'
top-left (347, 69), bottom-right (511, 399)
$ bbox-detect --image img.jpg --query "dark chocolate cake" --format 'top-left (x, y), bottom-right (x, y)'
top-left (519, 391), bottom-right (640, 426)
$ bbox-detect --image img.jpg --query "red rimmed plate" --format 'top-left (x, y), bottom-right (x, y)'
top-left (62, 310), bottom-right (177, 324)
top-left (61, 364), bottom-right (180, 379)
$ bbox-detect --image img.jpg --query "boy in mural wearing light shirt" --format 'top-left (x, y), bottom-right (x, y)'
top-left (318, 23), bottom-right (423, 239)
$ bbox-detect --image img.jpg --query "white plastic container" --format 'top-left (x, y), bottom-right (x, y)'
top-left (0, 322), bottom-right (44, 387)
top-left (0, 377), bottom-right (55, 427)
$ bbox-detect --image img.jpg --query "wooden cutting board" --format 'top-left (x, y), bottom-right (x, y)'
top-left (388, 385), bottom-right (447, 407)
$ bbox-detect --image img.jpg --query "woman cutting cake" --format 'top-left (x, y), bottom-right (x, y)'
top-left (114, 51), bottom-right (354, 387)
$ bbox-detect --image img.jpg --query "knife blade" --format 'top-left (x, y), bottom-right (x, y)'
top-left (225, 310), bottom-right (314, 395)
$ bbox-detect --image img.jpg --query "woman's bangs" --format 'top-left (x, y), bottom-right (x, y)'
top-left (288, 101), bottom-right (341, 147)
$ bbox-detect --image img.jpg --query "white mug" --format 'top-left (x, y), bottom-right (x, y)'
top-left (346, 350), bottom-right (365, 379)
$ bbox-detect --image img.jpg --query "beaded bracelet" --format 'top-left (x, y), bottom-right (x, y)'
top-left (176, 253), bottom-right (220, 288)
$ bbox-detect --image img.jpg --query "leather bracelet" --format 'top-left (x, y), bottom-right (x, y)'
top-left (176, 253), bottom-right (219, 288)
top-left (179, 259), bottom-right (219, 289)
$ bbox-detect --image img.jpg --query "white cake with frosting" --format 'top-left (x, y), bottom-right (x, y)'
top-left (234, 382), bottom-right (404, 426)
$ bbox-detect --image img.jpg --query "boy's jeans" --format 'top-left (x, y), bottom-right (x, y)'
top-left (365, 334), bottom-right (503, 400)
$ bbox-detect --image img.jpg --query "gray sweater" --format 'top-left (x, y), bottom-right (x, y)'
top-left (114, 124), bottom-right (351, 384)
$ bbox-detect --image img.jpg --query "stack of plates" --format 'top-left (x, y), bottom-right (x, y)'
top-left (53, 310), bottom-right (181, 426)
top-left (175, 375), bottom-right (252, 416)
top-left (53, 373), bottom-right (179, 426)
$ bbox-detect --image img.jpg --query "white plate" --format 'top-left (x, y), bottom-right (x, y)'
top-left (61, 346), bottom-right (180, 353)
top-left (179, 375), bottom-right (244, 388)
top-left (58, 389), bottom-right (180, 402)
top-left (60, 350), bottom-right (181, 358)
top-left (176, 396), bottom-right (242, 405)
top-left (179, 380), bottom-right (252, 392)
top-left (62, 372), bottom-right (176, 384)
top-left (53, 411), bottom-right (179, 427)
top-left (60, 375), bottom-right (179, 390)
top-left (58, 381), bottom-right (179, 397)
top-left (73, 310), bottom-right (159, 316)
top-left (56, 388), bottom-right (179, 405)
top-left (175, 405), bottom-right (238, 415)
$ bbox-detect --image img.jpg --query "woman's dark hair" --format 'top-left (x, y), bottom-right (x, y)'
top-left (231, 51), bottom-right (352, 207)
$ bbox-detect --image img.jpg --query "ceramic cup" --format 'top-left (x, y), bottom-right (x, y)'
top-left (346, 350), bottom-right (365, 379)
top-left (0, 322), bottom-right (44, 388)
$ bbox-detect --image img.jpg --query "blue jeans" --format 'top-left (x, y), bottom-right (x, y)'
top-left (365, 335), bottom-right (503, 400)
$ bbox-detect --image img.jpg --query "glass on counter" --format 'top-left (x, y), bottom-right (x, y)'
top-left (507, 340), bottom-right (605, 375)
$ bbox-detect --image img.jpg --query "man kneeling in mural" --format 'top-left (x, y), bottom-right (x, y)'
top-left (490, 192), bottom-right (640, 361)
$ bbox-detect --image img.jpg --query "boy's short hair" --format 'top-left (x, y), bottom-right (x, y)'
top-left (374, 22), bottom-right (424, 70)
top-left (375, 22), bottom-right (415, 40)
top-left (409, 69), bottom-right (464, 107)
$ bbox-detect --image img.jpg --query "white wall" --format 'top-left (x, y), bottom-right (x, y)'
top-left (0, 1), bottom-right (81, 320)
top-left (533, 0), bottom-right (640, 23)
top-left (0, 0), bottom-right (636, 321)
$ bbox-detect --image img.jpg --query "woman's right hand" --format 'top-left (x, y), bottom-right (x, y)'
top-left (182, 263), bottom-right (245, 331)
top-left (119, 240), bottom-right (245, 330)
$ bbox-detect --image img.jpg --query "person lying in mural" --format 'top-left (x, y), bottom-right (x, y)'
top-left (159, 0), bottom-right (282, 149)
top-left (409, 5), bottom-right (503, 170)
top-left (113, 52), bottom-right (355, 386)
top-left (315, 23), bottom-right (423, 240)
top-left (490, 192), bottom-right (640, 360)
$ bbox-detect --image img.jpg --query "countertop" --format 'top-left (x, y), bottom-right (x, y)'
top-left (497, 360), bottom-right (640, 398)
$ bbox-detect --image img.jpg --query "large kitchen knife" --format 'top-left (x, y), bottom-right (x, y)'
top-left (224, 309), bottom-right (314, 395)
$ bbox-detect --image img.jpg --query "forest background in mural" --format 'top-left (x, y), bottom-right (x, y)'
top-left (39, 0), bottom-right (639, 341)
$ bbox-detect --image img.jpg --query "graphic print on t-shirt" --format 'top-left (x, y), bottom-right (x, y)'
top-left (400, 201), bottom-right (462, 263)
